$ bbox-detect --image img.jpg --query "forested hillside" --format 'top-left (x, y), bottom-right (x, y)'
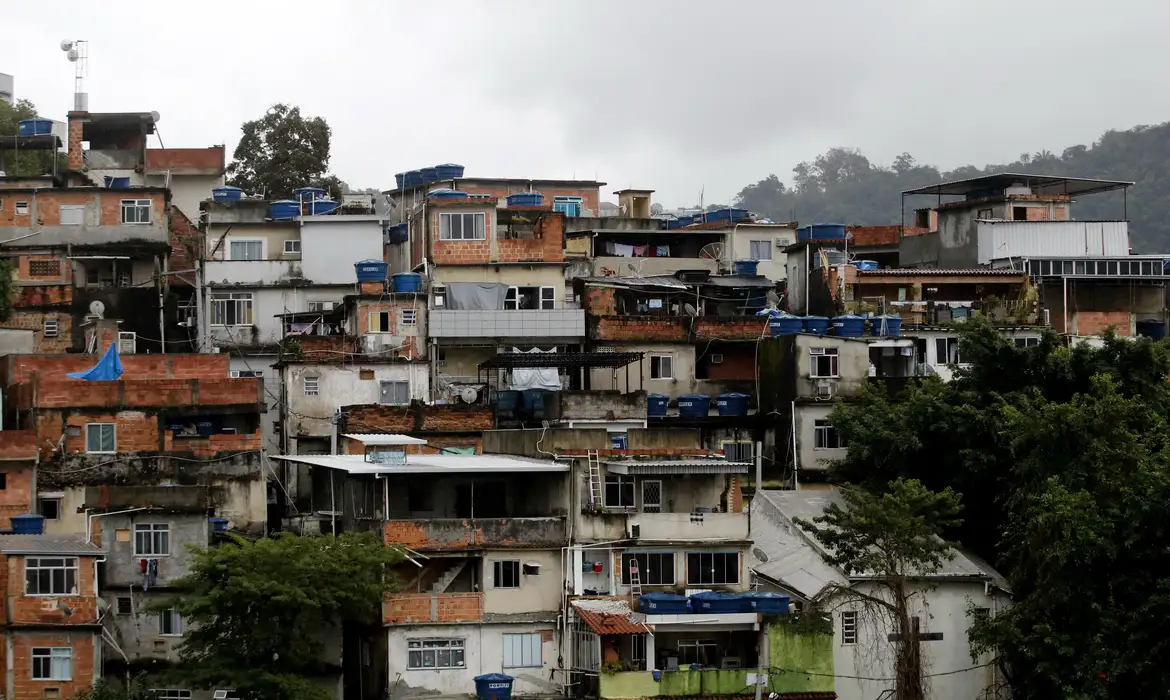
top-left (734, 121), bottom-right (1170, 252)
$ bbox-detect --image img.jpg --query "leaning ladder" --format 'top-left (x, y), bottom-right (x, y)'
top-left (629, 561), bottom-right (643, 597)
top-left (587, 450), bottom-right (603, 506)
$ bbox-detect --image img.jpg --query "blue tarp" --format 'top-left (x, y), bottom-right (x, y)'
top-left (66, 343), bottom-right (124, 380)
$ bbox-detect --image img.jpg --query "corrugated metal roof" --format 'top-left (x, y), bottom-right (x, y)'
top-left (604, 460), bottom-right (752, 475)
top-left (341, 433), bottom-right (428, 446)
top-left (856, 268), bottom-right (1024, 277)
top-left (571, 598), bottom-right (649, 635)
top-left (270, 454), bottom-right (569, 474)
top-left (0, 535), bottom-right (106, 555)
top-left (577, 275), bottom-right (688, 290)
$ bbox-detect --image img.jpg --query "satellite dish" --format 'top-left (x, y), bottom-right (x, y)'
top-left (684, 303), bottom-right (698, 317)
top-left (67, 49), bottom-right (79, 62)
top-left (60, 40), bottom-right (74, 51)
top-left (699, 242), bottom-right (725, 260)
top-left (766, 290), bottom-right (781, 308)
top-left (459, 387), bottom-right (478, 404)
top-left (150, 111), bottom-right (161, 123)
top-left (89, 300), bottom-right (105, 318)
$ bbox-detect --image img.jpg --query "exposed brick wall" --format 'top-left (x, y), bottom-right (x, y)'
top-left (591, 316), bottom-right (764, 342)
top-left (63, 411), bottom-right (160, 453)
top-left (1025, 206), bottom-right (1050, 221)
top-left (67, 113), bottom-right (85, 171)
top-left (455, 183), bottom-right (602, 216)
top-left (2, 353), bottom-right (229, 385)
top-left (359, 280), bottom-right (384, 296)
top-left (847, 225), bottom-right (929, 246)
top-left (584, 287), bottom-right (617, 315)
top-left (0, 190), bottom-right (167, 228)
top-left (383, 592), bottom-right (483, 624)
top-left (728, 476), bottom-right (744, 514)
top-left (1075, 310), bottom-right (1133, 337)
top-left (166, 430), bottom-right (262, 457)
top-left (21, 377), bottom-right (262, 409)
top-left (0, 463), bottom-right (33, 529)
top-left (3, 554), bottom-right (101, 625)
top-left (496, 210), bottom-right (565, 263)
top-left (6, 630), bottom-right (98, 700)
top-left (145, 146), bottom-right (226, 172)
top-left (167, 206), bottom-right (200, 286)
top-left (344, 402), bottom-right (493, 434)
top-left (700, 344), bottom-right (756, 380)
top-left (2, 311), bottom-right (72, 353)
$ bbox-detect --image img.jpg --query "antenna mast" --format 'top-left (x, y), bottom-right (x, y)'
top-left (61, 39), bottom-right (88, 111)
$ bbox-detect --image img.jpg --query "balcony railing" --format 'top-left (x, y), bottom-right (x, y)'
top-left (383, 593), bottom-right (483, 624)
top-left (430, 309), bottom-right (584, 339)
top-left (383, 517), bottom-right (568, 551)
top-left (628, 512), bottom-right (748, 541)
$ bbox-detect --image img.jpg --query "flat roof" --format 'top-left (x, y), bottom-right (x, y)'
top-left (270, 454), bottom-right (569, 474)
top-left (0, 134), bottom-right (62, 151)
top-left (857, 268), bottom-right (1026, 278)
top-left (604, 459), bottom-right (752, 475)
top-left (0, 535), bottom-right (106, 555)
top-left (479, 351), bottom-right (644, 371)
top-left (903, 172), bottom-right (1132, 197)
top-left (341, 433), bottom-right (428, 446)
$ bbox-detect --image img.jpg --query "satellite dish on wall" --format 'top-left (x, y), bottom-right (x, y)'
top-left (89, 300), bottom-right (105, 318)
top-left (459, 387), bottom-right (478, 404)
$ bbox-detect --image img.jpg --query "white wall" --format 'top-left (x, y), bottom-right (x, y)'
top-left (796, 403), bottom-right (845, 471)
top-left (144, 173), bottom-right (224, 224)
top-left (283, 362), bottom-right (430, 438)
top-left (208, 286), bottom-right (352, 349)
top-left (730, 224), bottom-right (796, 282)
top-left (387, 622), bottom-right (560, 700)
top-left (300, 217), bottom-right (386, 285)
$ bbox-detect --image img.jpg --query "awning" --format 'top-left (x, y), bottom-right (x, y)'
top-left (341, 433), bottom-right (428, 446)
top-left (603, 460), bottom-right (752, 475)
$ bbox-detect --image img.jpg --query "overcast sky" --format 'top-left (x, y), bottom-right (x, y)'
top-left (4, 1), bottom-right (1169, 207)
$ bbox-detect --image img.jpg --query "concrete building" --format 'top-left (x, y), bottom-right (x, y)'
top-left (0, 73), bottom-right (12, 105)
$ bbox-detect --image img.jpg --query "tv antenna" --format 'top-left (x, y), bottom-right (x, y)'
top-left (60, 39), bottom-right (88, 111)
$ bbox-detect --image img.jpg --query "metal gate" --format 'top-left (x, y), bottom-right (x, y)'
top-left (641, 480), bottom-right (662, 513)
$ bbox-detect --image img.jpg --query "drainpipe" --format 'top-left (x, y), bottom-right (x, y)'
top-left (86, 507), bottom-right (151, 544)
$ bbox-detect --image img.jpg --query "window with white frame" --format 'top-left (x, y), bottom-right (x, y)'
top-left (649, 355), bottom-right (673, 380)
top-left (1014, 337), bottom-right (1040, 348)
top-left (229, 370), bottom-right (263, 378)
top-left (678, 639), bottom-right (719, 666)
top-left (841, 611), bottom-right (858, 645)
top-left (502, 633), bottom-right (542, 668)
top-left (59, 205), bottom-right (85, 226)
top-left (814, 419), bottom-right (844, 449)
top-left (433, 285), bottom-right (446, 308)
top-left (748, 240), bottom-right (773, 261)
top-left (85, 423), bottom-right (116, 453)
top-left (15, 201), bottom-right (29, 216)
top-left (228, 240), bottom-right (264, 261)
top-left (283, 239), bottom-right (301, 255)
top-left (686, 552), bottom-right (740, 585)
top-left (369, 311), bottom-right (391, 333)
top-left (493, 560), bottom-right (521, 588)
top-left (303, 376), bottom-right (320, 396)
top-left (439, 212), bottom-right (486, 241)
top-left (38, 497), bottom-right (62, 520)
top-left (809, 347), bottom-right (839, 378)
top-left (400, 309), bottom-right (417, 326)
top-left (935, 337), bottom-right (964, 365)
top-left (25, 557), bottom-right (79, 596)
top-left (32, 647), bottom-right (72, 681)
top-left (604, 474), bottom-right (635, 508)
top-left (307, 301), bottom-right (336, 313)
top-left (121, 198), bottom-right (151, 224)
top-left (134, 523), bottom-right (171, 556)
top-left (621, 552), bottom-right (675, 585)
top-left (407, 639), bottom-right (465, 669)
top-left (210, 292), bottom-right (253, 326)
top-left (539, 286), bottom-right (556, 310)
top-left (159, 608), bottom-right (183, 636)
top-left (153, 691), bottom-right (192, 700)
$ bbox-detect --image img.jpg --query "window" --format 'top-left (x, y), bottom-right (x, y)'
top-left (15, 201), bottom-right (29, 215)
top-left (678, 639), bottom-right (718, 666)
top-left (494, 560), bottom-right (521, 588)
top-left (621, 552), bottom-right (676, 585)
top-left (977, 208), bottom-right (993, 219)
top-left (934, 337), bottom-right (964, 365)
top-left (841, 611), bottom-right (857, 645)
top-left (369, 311), bottom-right (391, 333)
top-left (283, 239), bottom-right (301, 255)
top-left (60, 205), bottom-right (85, 225)
top-left (379, 380), bottom-right (409, 405)
top-left (32, 647), bottom-right (72, 681)
top-left (85, 423), bottom-right (116, 453)
top-left (502, 633), bottom-right (542, 668)
top-left (749, 240), bottom-right (773, 261)
top-left (29, 259), bottom-right (61, 276)
top-left (439, 212), bottom-right (486, 241)
top-left (121, 198), bottom-right (152, 224)
top-left (809, 347), bottom-right (839, 378)
top-left (400, 309), bottom-right (417, 326)
top-left (539, 286), bottom-right (556, 310)
top-left (43, 319), bottom-right (59, 337)
top-left (1014, 337), bottom-right (1040, 348)
top-left (604, 474), bottom-right (635, 508)
top-left (134, 523), bottom-right (171, 556)
top-left (25, 557), bottom-right (79, 596)
top-left (407, 639), bottom-right (465, 669)
top-left (153, 691), bottom-right (192, 700)
top-left (116, 597), bottom-right (133, 615)
top-left (228, 240), bottom-right (263, 261)
top-left (0, 472), bottom-right (5, 489)
top-left (39, 497), bottom-right (61, 520)
top-left (649, 355), bottom-right (673, 380)
top-left (814, 419), bottom-right (843, 449)
top-left (686, 552), bottom-right (739, 585)
top-left (1012, 206), bottom-right (1027, 221)
top-left (159, 608), bottom-right (183, 636)
top-left (210, 292), bottom-right (253, 326)
top-left (433, 285), bottom-right (446, 308)
top-left (303, 376), bottom-right (320, 396)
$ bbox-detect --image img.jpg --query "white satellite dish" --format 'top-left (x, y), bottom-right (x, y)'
top-left (60, 40), bottom-right (74, 51)
top-left (89, 300), bottom-right (105, 319)
top-left (459, 387), bottom-right (478, 404)
top-left (67, 49), bottom-right (79, 62)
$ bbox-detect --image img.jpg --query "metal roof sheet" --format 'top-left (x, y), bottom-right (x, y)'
top-left (604, 460), bottom-right (752, 475)
top-left (270, 454), bottom-right (569, 474)
top-left (856, 268), bottom-right (1025, 277)
top-left (902, 172), bottom-right (1132, 197)
top-left (571, 598), bottom-right (650, 635)
top-left (341, 433), bottom-right (429, 446)
top-left (0, 535), bottom-right (106, 555)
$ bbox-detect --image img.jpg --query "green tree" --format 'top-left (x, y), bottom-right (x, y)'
top-left (0, 97), bottom-right (62, 177)
top-left (795, 479), bottom-right (963, 700)
top-left (69, 680), bottom-right (156, 700)
top-left (0, 258), bottom-right (14, 322)
top-left (226, 104), bottom-right (341, 200)
top-left (171, 532), bottom-right (403, 700)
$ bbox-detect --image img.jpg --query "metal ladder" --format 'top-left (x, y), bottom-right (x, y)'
top-left (629, 561), bottom-right (643, 597)
top-left (587, 450), bottom-right (603, 506)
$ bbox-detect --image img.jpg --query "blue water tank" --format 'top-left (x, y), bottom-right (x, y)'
top-left (1137, 320), bottom-right (1166, 340)
top-left (677, 215), bottom-right (694, 227)
top-left (10, 514), bottom-right (45, 535)
top-left (677, 394), bottom-right (711, 419)
top-left (404, 170), bottom-right (423, 188)
top-left (308, 199), bottom-right (340, 215)
top-left (647, 393), bottom-right (670, 417)
top-left (293, 186), bottom-right (327, 201)
top-left (610, 433), bottom-right (628, 449)
top-left (663, 219), bottom-right (680, 230)
top-left (196, 420), bottom-right (218, 436)
top-left (494, 390), bottom-right (522, 413)
top-left (103, 176), bottom-right (131, 189)
top-left (507, 192), bottom-right (544, 207)
top-left (705, 207), bottom-right (751, 224)
top-left (435, 163), bottom-right (465, 179)
top-left (391, 272), bottom-right (423, 293)
top-left (640, 593), bottom-right (689, 614)
top-left (208, 517), bottom-right (229, 533)
top-left (690, 592), bottom-right (747, 614)
top-left (769, 313), bottom-right (804, 336)
top-left (870, 315), bottom-right (902, 337)
top-left (269, 200), bottom-right (300, 220)
top-left (734, 259), bottom-right (759, 275)
top-left (474, 674), bottom-right (514, 700)
top-left (743, 592), bottom-right (791, 614)
top-left (833, 314), bottom-right (866, 337)
top-left (388, 223), bottom-right (408, 244)
top-left (428, 188), bottom-right (469, 200)
top-left (797, 223), bottom-right (847, 241)
top-left (17, 119), bottom-right (53, 136)
top-left (803, 316), bottom-right (830, 334)
top-left (394, 172), bottom-right (406, 189)
top-left (212, 186), bottom-right (244, 201)
top-left (355, 260), bottom-right (389, 282)
top-left (715, 392), bottom-right (750, 417)
top-left (855, 260), bottom-right (879, 271)
top-left (420, 167), bottom-right (439, 183)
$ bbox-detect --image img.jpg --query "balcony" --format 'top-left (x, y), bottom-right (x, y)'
top-left (204, 259), bottom-right (304, 287)
top-left (593, 256), bottom-right (717, 278)
top-left (628, 512), bottom-right (748, 541)
top-left (383, 592), bottom-right (483, 625)
top-left (383, 517), bottom-right (568, 551)
top-left (429, 309), bottom-right (584, 340)
top-left (976, 219), bottom-right (1129, 264)
top-left (888, 299), bottom-right (1042, 327)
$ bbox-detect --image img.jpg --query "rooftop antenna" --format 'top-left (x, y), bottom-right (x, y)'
top-left (60, 39), bottom-right (88, 111)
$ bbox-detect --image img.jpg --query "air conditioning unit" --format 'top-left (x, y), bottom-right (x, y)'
top-left (710, 353), bottom-right (724, 364)
top-left (815, 378), bottom-right (836, 397)
top-left (117, 331), bottom-right (137, 354)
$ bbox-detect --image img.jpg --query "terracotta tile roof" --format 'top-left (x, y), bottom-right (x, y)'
top-left (571, 598), bottom-right (649, 635)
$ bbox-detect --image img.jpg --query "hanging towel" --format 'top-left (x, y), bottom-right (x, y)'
top-left (633, 245), bottom-right (649, 257)
top-left (613, 243), bottom-right (635, 257)
top-left (656, 245), bottom-right (670, 257)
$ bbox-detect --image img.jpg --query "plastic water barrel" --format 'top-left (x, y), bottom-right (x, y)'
top-left (734, 259), bottom-right (759, 275)
top-left (769, 313), bottom-right (804, 336)
top-left (388, 223), bottom-right (408, 243)
top-left (355, 260), bottom-right (389, 282)
top-left (677, 394), bottom-right (711, 419)
top-left (647, 393), bottom-right (670, 417)
top-left (391, 272), bottom-right (423, 293)
top-left (10, 514), bottom-right (46, 535)
top-left (640, 593), bottom-right (689, 614)
top-left (428, 188), bottom-right (469, 200)
top-left (870, 315), bottom-right (902, 337)
top-left (212, 186), bottom-right (244, 201)
top-left (689, 592), bottom-right (745, 613)
top-left (1137, 320), bottom-right (1166, 340)
top-left (803, 316), bottom-right (830, 334)
top-left (677, 215), bottom-right (694, 227)
top-left (394, 172), bottom-right (406, 189)
top-left (208, 517), bottom-right (229, 533)
top-left (715, 392), bottom-right (749, 417)
top-left (743, 592), bottom-right (791, 614)
top-left (17, 119), bottom-right (53, 136)
top-left (494, 390), bottom-right (522, 412)
top-left (833, 314), bottom-right (866, 337)
top-left (307, 199), bottom-right (340, 215)
top-left (293, 186), bottom-right (326, 201)
top-left (435, 163), bottom-right (465, 179)
top-left (507, 192), bottom-right (544, 207)
top-left (404, 170), bottom-right (423, 188)
top-left (420, 167), bottom-right (439, 183)
top-left (856, 260), bottom-right (879, 271)
top-left (269, 200), bottom-right (300, 220)
top-left (474, 674), bottom-right (514, 700)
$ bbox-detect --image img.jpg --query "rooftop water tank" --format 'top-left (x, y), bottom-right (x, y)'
top-left (420, 167), bottom-right (439, 183)
top-left (404, 170), bottom-right (423, 188)
top-left (212, 186), bottom-right (244, 201)
top-left (293, 186), bottom-right (327, 201)
top-left (689, 591), bottom-right (749, 614)
top-left (743, 591), bottom-right (791, 614)
top-left (428, 188), bottom-right (469, 200)
top-left (870, 315), bottom-right (902, 337)
top-left (388, 223), bottom-right (408, 244)
top-left (797, 223), bottom-right (847, 241)
top-left (10, 514), bottom-right (45, 535)
top-left (17, 119), bottom-right (53, 136)
top-left (769, 313), bottom-right (803, 336)
top-left (705, 207), bottom-right (751, 225)
top-left (715, 392), bottom-right (750, 417)
top-left (855, 260), bottom-right (879, 271)
top-left (208, 517), bottom-right (229, 533)
top-left (307, 199), bottom-right (340, 215)
top-left (734, 259), bottom-right (759, 275)
top-left (833, 314), bottom-right (866, 337)
top-left (507, 192), bottom-right (544, 207)
top-left (394, 172), bottom-right (406, 189)
top-left (435, 163), bottom-right (465, 179)
top-left (639, 593), bottom-right (689, 614)
top-left (269, 200), bottom-right (300, 220)
top-left (647, 393), bottom-right (670, 418)
top-left (677, 215), bottom-right (694, 227)
top-left (391, 272), bottom-right (423, 293)
top-left (355, 260), bottom-right (389, 282)
top-left (677, 394), bottom-right (711, 419)
top-left (803, 316), bottom-right (830, 335)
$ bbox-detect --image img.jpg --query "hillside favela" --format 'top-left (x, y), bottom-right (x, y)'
top-left (2, 6), bottom-right (1170, 700)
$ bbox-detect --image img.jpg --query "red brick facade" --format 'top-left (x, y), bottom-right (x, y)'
top-left (2, 630), bottom-right (98, 700)
top-left (383, 592), bottom-right (483, 624)
top-left (428, 202), bottom-right (565, 266)
top-left (343, 402), bottom-right (493, 434)
top-left (0, 190), bottom-right (168, 228)
top-left (145, 147), bottom-right (226, 173)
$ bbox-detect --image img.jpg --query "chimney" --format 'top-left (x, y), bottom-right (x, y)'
top-left (67, 111), bottom-right (86, 172)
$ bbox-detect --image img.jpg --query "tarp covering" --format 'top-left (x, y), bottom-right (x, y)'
top-left (67, 343), bottom-right (124, 381)
top-left (446, 282), bottom-right (509, 311)
top-left (508, 347), bottom-right (562, 391)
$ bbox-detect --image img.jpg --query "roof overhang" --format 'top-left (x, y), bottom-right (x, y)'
top-left (341, 433), bottom-right (428, 446)
top-left (603, 460), bottom-right (751, 475)
top-left (903, 172), bottom-right (1132, 198)
top-left (270, 454), bottom-right (569, 474)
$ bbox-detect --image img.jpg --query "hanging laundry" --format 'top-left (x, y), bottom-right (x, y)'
top-left (655, 245), bottom-right (670, 257)
top-left (147, 558), bottom-right (159, 588)
top-left (632, 245), bottom-right (649, 257)
top-left (612, 243), bottom-right (635, 257)
top-left (605, 241), bottom-right (617, 255)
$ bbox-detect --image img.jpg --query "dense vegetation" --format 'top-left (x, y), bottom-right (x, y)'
top-left (829, 320), bottom-right (1170, 698)
top-left (735, 121), bottom-right (1170, 252)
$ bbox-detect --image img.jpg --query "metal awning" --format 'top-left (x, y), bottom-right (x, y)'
top-left (341, 433), bottom-right (428, 446)
top-left (479, 351), bottom-right (643, 371)
top-left (903, 172), bottom-right (1132, 197)
top-left (604, 460), bottom-right (752, 475)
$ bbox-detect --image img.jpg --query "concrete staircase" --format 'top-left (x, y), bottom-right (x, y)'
top-left (428, 560), bottom-right (468, 593)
